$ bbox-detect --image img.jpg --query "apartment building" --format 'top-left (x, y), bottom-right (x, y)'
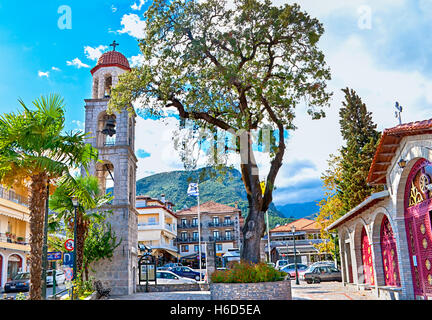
top-left (266, 218), bottom-right (332, 265)
top-left (136, 195), bottom-right (179, 265)
top-left (0, 185), bottom-right (31, 288)
top-left (175, 201), bottom-right (243, 268)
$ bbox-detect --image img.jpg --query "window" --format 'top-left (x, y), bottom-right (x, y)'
top-left (213, 231), bottom-right (220, 239)
top-left (216, 244), bottom-right (223, 251)
top-left (213, 217), bottom-right (219, 225)
top-left (224, 217), bottom-right (231, 225)
top-left (181, 232), bottom-right (187, 240)
top-left (148, 217), bottom-right (157, 225)
top-left (181, 219), bottom-right (187, 226)
top-left (181, 245), bottom-right (189, 252)
top-left (192, 218), bottom-right (198, 226)
top-left (193, 232), bottom-right (199, 241)
top-left (194, 245), bottom-right (199, 252)
top-left (225, 231), bottom-right (232, 240)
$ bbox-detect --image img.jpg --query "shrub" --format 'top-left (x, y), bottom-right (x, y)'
top-left (211, 261), bottom-right (286, 283)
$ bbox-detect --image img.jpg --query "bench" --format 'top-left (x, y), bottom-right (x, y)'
top-left (94, 280), bottom-right (111, 299)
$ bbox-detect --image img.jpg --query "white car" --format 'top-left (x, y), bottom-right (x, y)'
top-left (46, 270), bottom-right (66, 286)
top-left (156, 270), bottom-right (197, 284)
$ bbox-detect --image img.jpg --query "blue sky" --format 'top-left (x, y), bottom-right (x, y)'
top-left (1, 0), bottom-right (432, 205)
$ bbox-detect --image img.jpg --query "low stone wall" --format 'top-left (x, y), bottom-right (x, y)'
top-left (136, 283), bottom-right (210, 292)
top-left (210, 280), bottom-right (291, 300)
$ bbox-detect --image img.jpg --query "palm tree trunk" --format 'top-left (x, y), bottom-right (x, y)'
top-left (29, 172), bottom-right (48, 300)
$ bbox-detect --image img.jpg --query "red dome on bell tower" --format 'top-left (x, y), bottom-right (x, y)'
top-left (90, 46), bottom-right (131, 75)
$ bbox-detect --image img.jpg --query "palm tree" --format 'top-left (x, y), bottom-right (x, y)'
top-left (0, 94), bottom-right (98, 300)
top-left (49, 175), bottom-right (113, 278)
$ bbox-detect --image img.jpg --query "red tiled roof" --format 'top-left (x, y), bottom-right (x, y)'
top-left (367, 118), bottom-right (432, 185)
top-left (270, 218), bottom-right (320, 233)
top-left (176, 201), bottom-right (241, 216)
top-left (90, 50), bottom-right (131, 75)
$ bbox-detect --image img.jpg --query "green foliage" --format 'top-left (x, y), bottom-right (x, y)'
top-left (15, 292), bottom-right (27, 300)
top-left (337, 88), bottom-right (383, 212)
top-left (211, 261), bottom-right (285, 283)
top-left (72, 272), bottom-right (95, 300)
top-left (83, 216), bottom-right (122, 271)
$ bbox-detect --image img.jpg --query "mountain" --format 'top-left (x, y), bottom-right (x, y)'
top-left (276, 201), bottom-right (321, 220)
top-left (135, 167), bottom-right (295, 229)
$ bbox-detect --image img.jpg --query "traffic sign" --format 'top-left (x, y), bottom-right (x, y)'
top-left (64, 268), bottom-right (73, 281)
top-left (63, 252), bottom-right (74, 268)
top-left (47, 252), bottom-right (62, 261)
top-left (64, 239), bottom-right (74, 251)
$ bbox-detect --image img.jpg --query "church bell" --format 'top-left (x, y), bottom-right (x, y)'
top-left (102, 118), bottom-right (116, 137)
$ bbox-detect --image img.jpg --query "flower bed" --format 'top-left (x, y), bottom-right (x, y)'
top-left (210, 262), bottom-right (291, 300)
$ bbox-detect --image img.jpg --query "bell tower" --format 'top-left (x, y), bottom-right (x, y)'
top-left (82, 43), bottom-right (138, 295)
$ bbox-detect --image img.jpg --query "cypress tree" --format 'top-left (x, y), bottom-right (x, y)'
top-left (337, 87), bottom-right (382, 212)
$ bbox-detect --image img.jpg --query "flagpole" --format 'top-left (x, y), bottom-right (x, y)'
top-left (197, 182), bottom-right (202, 282)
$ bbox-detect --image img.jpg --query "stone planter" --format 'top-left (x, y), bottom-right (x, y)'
top-left (210, 280), bottom-right (291, 300)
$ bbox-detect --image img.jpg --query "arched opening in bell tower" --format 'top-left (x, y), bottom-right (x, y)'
top-left (97, 111), bottom-right (116, 147)
top-left (95, 161), bottom-right (115, 198)
top-left (104, 74), bottom-right (113, 98)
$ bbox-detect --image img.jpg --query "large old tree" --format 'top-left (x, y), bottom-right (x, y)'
top-left (109, 0), bottom-right (332, 263)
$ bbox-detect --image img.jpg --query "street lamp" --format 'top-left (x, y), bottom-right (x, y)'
top-left (71, 196), bottom-right (79, 299)
top-left (292, 225), bottom-right (299, 285)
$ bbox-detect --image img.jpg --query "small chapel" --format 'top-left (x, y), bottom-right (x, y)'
top-left (329, 119), bottom-right (432, 300)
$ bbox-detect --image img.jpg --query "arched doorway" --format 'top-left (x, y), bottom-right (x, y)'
top-left (380, 216), bottom-right (401, 286)
top-left (361, 227), bottom-right (374, 285)
top-left (7, 254), bottom-right (22, 281)
top-left (404, 158), bottom-right (432, 298)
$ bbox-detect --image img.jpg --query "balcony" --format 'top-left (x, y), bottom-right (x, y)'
top-left (178, 223), bottom-right (201, 229)
top-left (0, 186), bottom-right (28, 207)
top-left (0, 233), bottom-right (29, 244)
top-left (208, 221), bottom-right (234, 228)
top-left (209, 236), bottom-right (234, 242)
top-left (175, 237), bottom-right (203, 243)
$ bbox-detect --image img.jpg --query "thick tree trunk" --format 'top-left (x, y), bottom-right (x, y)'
top-left (240, 196), bottom-right (266, 263)
top-left (29, 172), bottom-right (48, 300)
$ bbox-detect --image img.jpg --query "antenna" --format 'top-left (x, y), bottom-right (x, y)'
top-left (395, 101), bottom-right (403, 125)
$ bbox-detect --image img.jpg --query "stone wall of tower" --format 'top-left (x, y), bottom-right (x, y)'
top-left (83, 93), bottom-right (138, 295)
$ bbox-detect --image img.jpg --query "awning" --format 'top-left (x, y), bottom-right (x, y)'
top-left (152, 248), bottom-right (181, 259)
top-left (276, 246), bottom-right (319, 255)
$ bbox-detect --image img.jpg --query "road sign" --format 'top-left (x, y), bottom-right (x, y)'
top-left (64, 268), bottom-right (73, 281)
top-left (64, 239), bottom-right (74, 251)
top-left (47, 252), bottom-right (62, 261)
top-left (63, 252), bottom-right (74, 268)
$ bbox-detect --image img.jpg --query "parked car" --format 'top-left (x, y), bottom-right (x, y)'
top-left (156, 270), bottom-right (197, 284)
top-left (3, 272), bottom-right (30, 293)
top-left (158, 262), bottom-right (183, 270)
top-left (267, 262), bottom-right (276, 269)
top-left (303, 265), bottom-right (342, 284)
top-left (46, 269), bottom-right (66, 286)
top-left (310, 260), bottom-right (336, 268)
top-left (170, 266), bottom-right (204, 281)
top-left (275, 260), bottom-right (289, 270)
top-left (280, 263), bottom-right (309, 279)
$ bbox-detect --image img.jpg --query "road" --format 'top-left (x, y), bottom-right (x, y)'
top-left (1, 284), bottom-right (67, 300)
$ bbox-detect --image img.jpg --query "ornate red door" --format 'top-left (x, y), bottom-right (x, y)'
top-left (405, 159), bottom-right (432, 298)
top-left (380, 216), bottom-right (401, 286)
top-left (361, 227), bottom-right (375, 285)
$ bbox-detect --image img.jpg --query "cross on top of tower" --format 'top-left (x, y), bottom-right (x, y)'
top-left (110, 40), bottom-right (119, 51)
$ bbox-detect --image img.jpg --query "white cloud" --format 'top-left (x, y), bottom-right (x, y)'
top-left (118, 13), bottom-right (146, 39)
top-left (111, 5), bottom-right (118, 13)
top-left (51, 66), bottom-right (61, 71)
top-left (66, 58), bottom-right (90, 69)
top-left (129, 54), bottom-right (145, 67)
top-left (84, 45), bottom-right (108, 61)
top-left (131, 0), bottom-right (147, 11)
top-left (38, 71), bottom-right (49, 78)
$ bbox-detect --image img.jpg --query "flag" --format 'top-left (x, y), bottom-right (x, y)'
top-left (187, 183), bottom-right (199, 196)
